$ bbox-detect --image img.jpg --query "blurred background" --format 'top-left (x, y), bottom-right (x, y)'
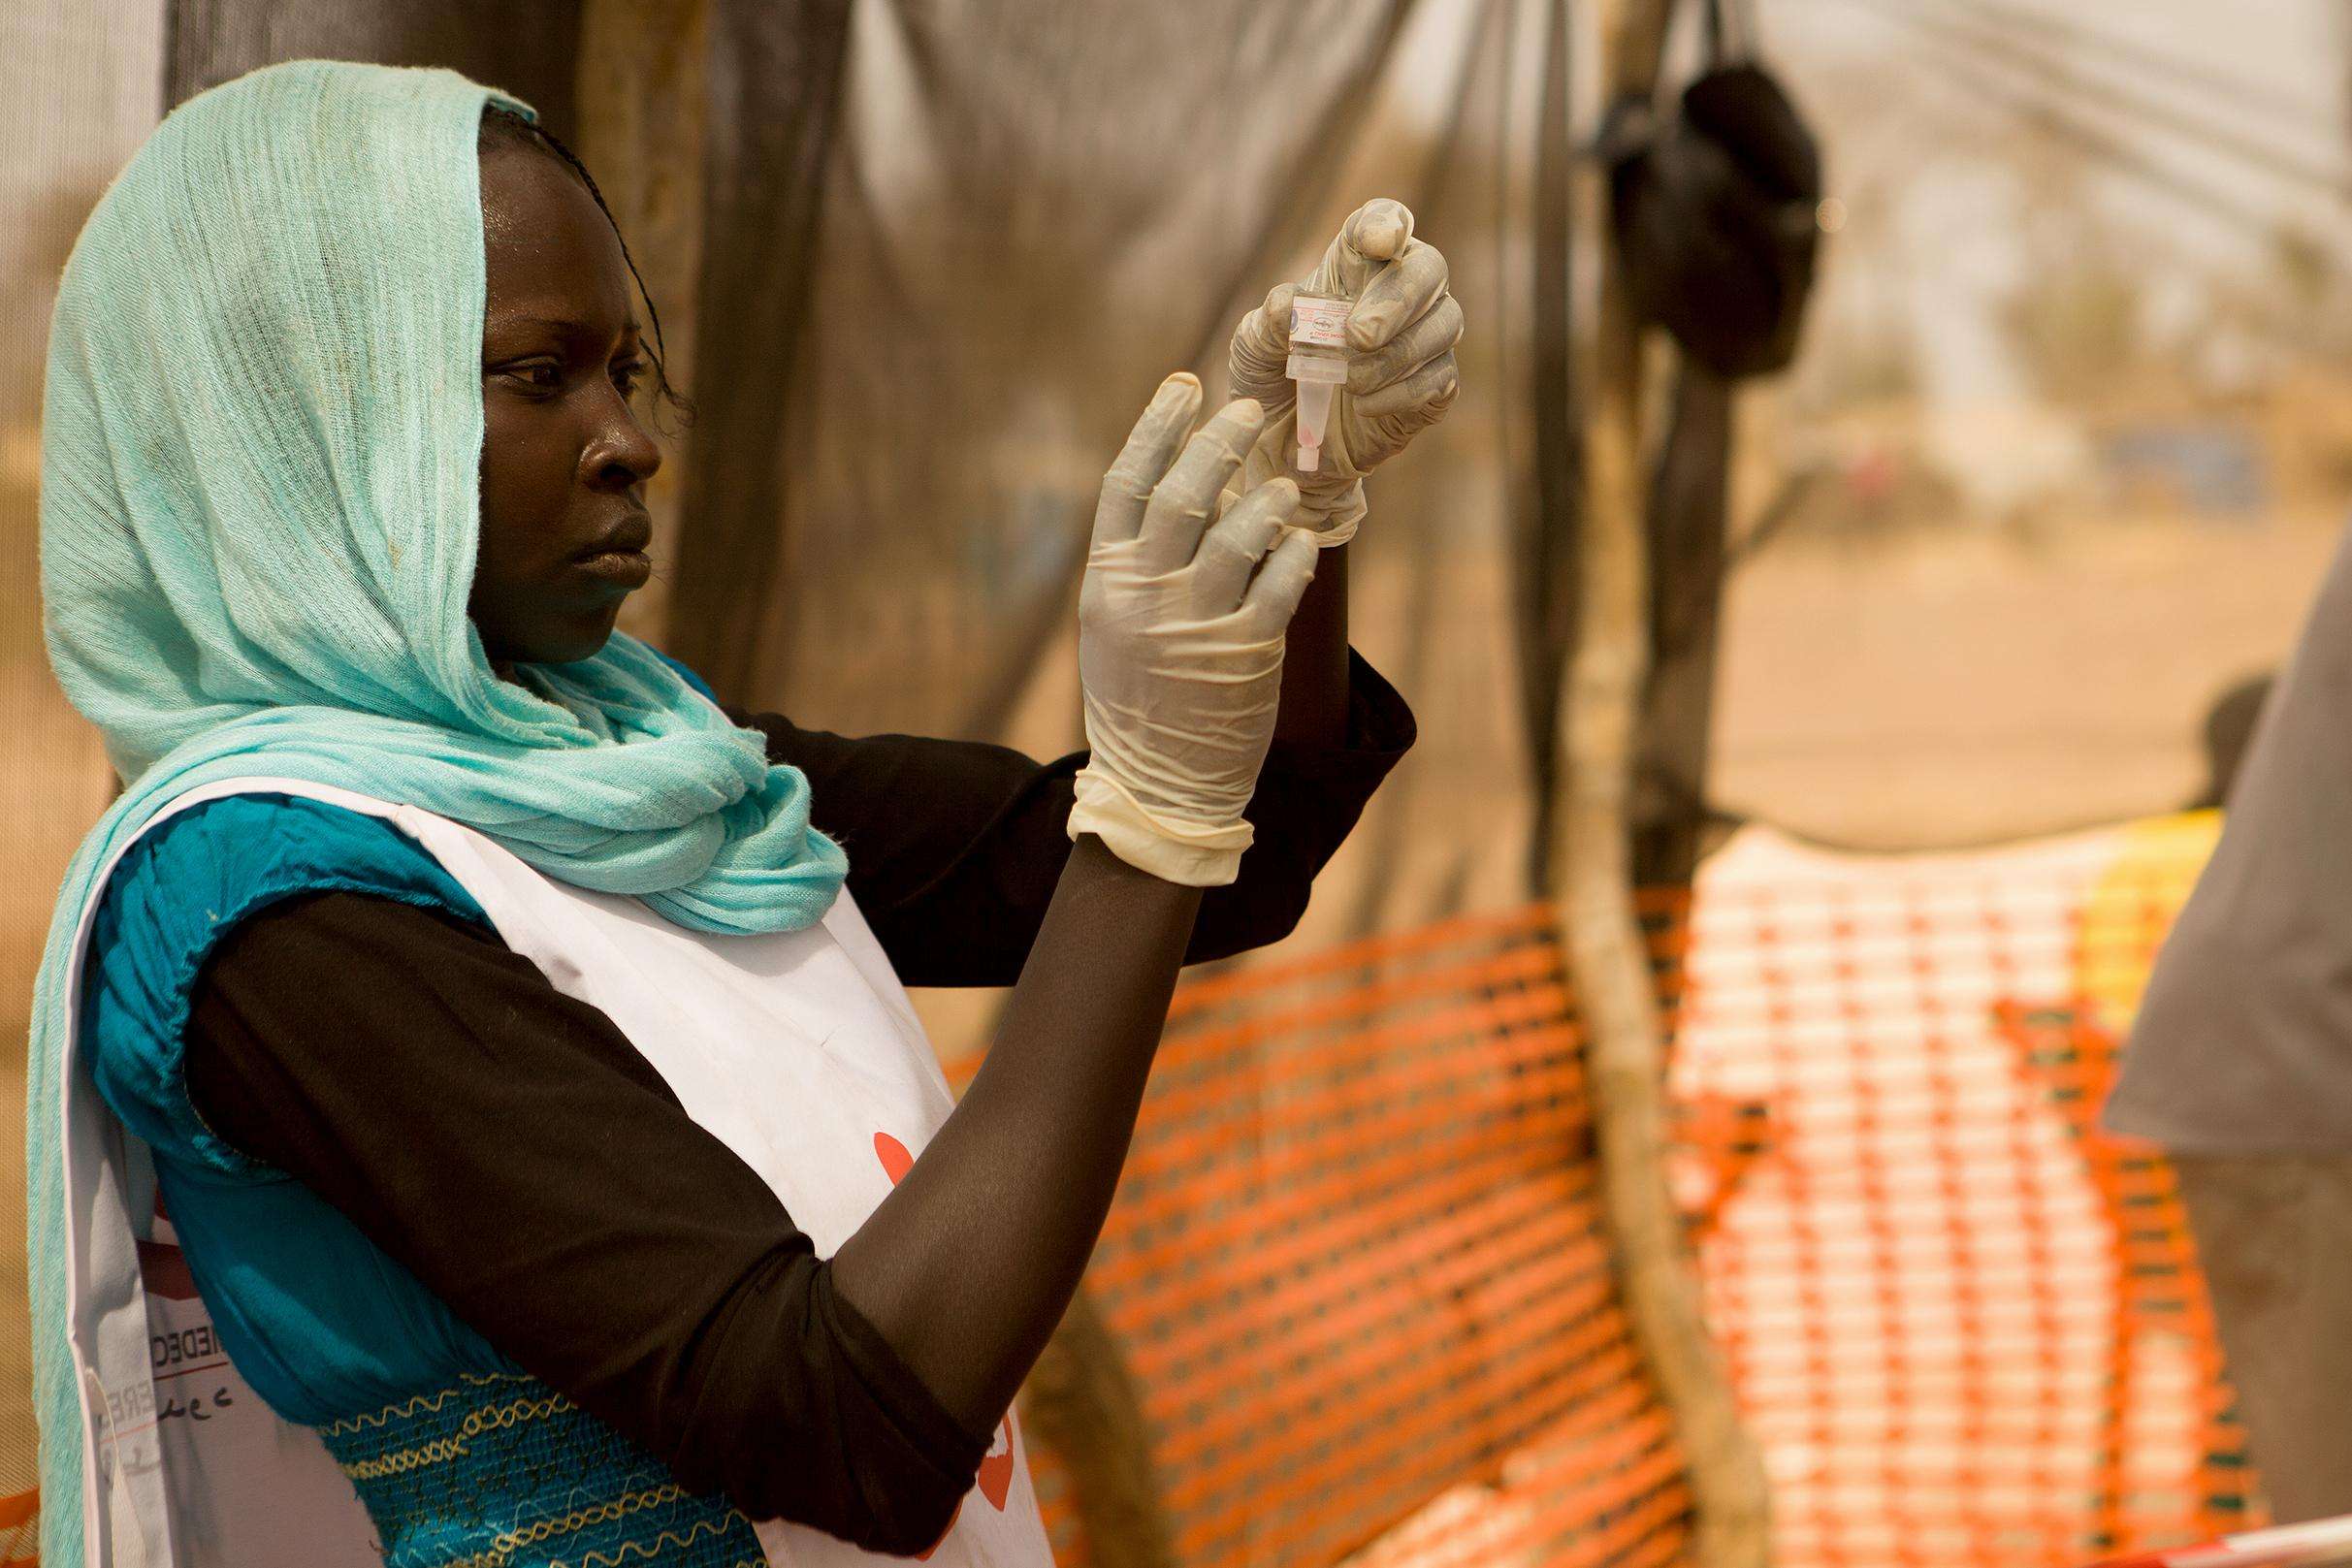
top-left (7, 0), bottom-right (2352, 1564)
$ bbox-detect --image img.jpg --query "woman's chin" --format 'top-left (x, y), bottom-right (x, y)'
top-left (489, 617), bottom-right (622, 671)
top-left (546, 627), bottom-right (620, 666)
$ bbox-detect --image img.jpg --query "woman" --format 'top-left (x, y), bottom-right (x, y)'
top-left (29, 60), bottom-right (1454, 1567)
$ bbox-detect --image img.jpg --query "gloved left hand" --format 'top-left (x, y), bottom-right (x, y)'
top-left (1227, 198), bottom-right (1463, 546)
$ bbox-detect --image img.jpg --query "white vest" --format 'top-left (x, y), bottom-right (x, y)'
top-left (56, 776), bottom-right (1052, 1567)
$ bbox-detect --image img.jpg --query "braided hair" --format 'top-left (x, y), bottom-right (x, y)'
top-left (478, 105), bottom-right (693, 432)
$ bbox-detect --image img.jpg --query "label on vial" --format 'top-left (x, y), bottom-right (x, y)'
top-left (1289, 294), bottom-right (1350, 349)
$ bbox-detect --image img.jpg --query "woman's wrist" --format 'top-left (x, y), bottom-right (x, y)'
top-left (1067, 829), bottom-right (1217, 903)
top-left (1273, 537), bottom-right (1350, 748)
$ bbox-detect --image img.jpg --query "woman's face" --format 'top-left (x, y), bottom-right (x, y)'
top-left (470, 144), bottom-right (662, 673)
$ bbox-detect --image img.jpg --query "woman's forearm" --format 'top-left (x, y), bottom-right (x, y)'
top-left (1274, 539), bottom-right (1349, 747)
top-left (828, 832), bottom-right (1203, 1436)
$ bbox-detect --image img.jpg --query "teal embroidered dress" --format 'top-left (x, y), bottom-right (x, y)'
top-left (87, 789), bottom-right (765, 1567)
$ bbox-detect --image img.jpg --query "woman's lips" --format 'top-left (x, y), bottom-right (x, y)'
top-left (574, 549), bottom-right (652, 588)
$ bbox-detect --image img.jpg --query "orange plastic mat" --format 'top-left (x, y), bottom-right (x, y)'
top-left (977, 817), bottom-right (2256, 1568)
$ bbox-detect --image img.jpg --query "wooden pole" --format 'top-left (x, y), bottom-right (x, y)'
top-left (1634, 364), bottom-right (1735, 892)
top-left (1023, 1289), bottom-right (1177, 1568)
top-left (574, 0), bottom-right (711, 649)
top-left (1553, 2), bottom-right (1773, 1564)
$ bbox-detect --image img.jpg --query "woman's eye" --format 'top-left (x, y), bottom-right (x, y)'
top-left (612, 362), bottom-right (645, 397)
top-left (492, 363), bottom-right (563, 392)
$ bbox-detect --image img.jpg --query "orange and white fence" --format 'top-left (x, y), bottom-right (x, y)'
top-left (1010, 814), bottom-right (2254, 1568)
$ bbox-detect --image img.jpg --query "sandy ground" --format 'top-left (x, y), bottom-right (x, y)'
top-left (1713, 508), bottom-right (2348, 849)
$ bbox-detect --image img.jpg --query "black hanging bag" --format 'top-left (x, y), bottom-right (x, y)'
top-left (1601, 0), bottom-right (1824, 379)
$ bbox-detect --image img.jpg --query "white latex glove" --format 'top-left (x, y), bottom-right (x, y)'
top-left (1067, 373), bottom-right (1321, 886)
top-left (1227, 197), bottom-right (1463, 546)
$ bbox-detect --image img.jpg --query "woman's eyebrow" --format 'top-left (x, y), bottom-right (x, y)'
top-left (502, 314), bottom-right (643, 341)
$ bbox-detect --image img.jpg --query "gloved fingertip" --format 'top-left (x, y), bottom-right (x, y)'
top-left (1152, 372), bottom-right (1204, 422)
top-left (1285, 527), bottom-right (1324, 580)
top-left (1350, 198), bottom-right (1414, 260)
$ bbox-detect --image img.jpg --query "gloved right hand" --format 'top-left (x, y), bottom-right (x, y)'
top-left (1067, 373), bottom-right (1320, 886)
top-left (1227, 198), bottom-right (1462, 546)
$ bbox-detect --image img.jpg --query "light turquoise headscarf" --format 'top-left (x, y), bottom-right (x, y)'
top-left (29, 59), bottom-right (847, 1561)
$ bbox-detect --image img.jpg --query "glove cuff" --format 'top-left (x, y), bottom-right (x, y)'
top-left (1293, 487), bottom-right (1364, 548)
top-left (1066, 768), bottom-right (1252, 886)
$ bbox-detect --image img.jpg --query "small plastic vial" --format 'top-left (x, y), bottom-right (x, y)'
top-left (1286, 289), bottom-right (1350, 473)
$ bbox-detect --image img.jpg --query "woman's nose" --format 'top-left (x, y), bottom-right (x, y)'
top-left (585, 402), bottom-right (661, 489)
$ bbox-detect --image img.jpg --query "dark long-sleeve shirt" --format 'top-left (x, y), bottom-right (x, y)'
top-left (179, 647), bottom-right (1415, 1547)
